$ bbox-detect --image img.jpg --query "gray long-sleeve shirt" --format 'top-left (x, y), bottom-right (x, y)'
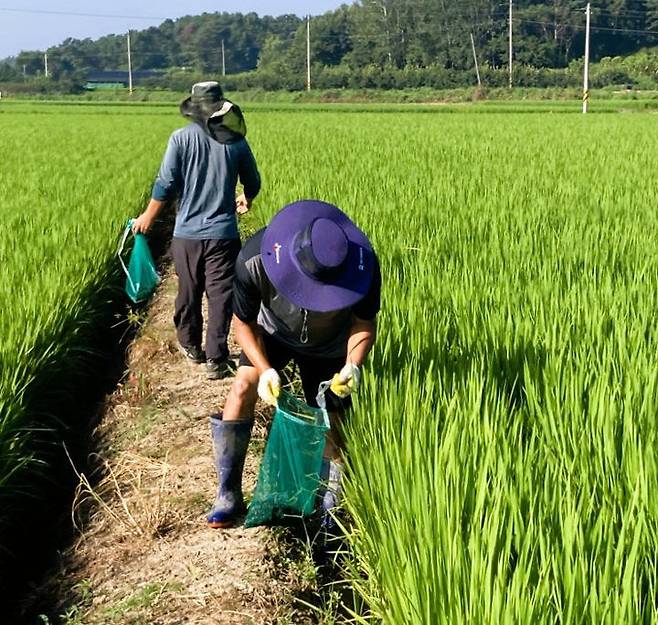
top-left (152, 123), bottom-right (260, 240)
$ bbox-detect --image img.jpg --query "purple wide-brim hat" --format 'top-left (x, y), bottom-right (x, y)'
top-left (261, 200), bottom-right (375, 313)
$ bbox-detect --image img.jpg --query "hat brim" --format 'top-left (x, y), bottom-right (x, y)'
top-left (179, 97), bottom-right (225, 120)
top-left (261, 200), bottom-right (375, 313)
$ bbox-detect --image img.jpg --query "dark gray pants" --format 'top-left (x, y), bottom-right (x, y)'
top-left (171, 237), bottom-right (241, 361)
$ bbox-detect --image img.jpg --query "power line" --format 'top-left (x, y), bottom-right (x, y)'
top-left (535, 6), bottom-right (655, 19)
top-left (516, 17), bottom-right (658, 37)
top-left (596, 8), bottom-right (657, 19)
top-left (362, 0), bottom-right (508, 13)
top-left (0, 6), bottom-right (168, 20)
top-left (15, 50), bottom-right (178, 61)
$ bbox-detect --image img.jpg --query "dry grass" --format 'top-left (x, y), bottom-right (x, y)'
top-left (32, 267), bottom-right (321, 625)
top-left (68, 447), bottom-right (180, 539)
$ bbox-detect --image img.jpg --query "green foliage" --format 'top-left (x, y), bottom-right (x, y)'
top-left (241, 106), bottom-right (658, 623)
top-left (4, 101), bottom-right (658, 623)
top-left (11, 12), bottom-right (302, 78)
top-left (590, 48), bottom-right (658, 88)
top-left (0, 62), bottom-right (20, 82)
top-left (101, 582), bottom-right (168, 622)
top-left (5, 2), bottom-right (658, 93)
top-left (0, 103), bottom-right (179, 538)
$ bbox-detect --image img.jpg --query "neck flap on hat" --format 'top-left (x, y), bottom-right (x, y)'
top-left (189, 100), bottom-right (247, 145)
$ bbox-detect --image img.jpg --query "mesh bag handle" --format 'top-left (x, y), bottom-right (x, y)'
top-left (117, 219), bottom-right (138, 294)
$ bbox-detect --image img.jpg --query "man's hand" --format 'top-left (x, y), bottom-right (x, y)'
top-left (330, 363), bottom-right (361, 398)
top-left (132, 212), bottom-right (155, 234)
top-left (132, 198), bottom-right (165, 234)
top-left (236, 194), bottom-right (252, 215)
top-left (258, 368), bottom-right (281, 406)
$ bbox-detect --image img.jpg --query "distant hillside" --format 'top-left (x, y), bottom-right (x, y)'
top-left (8, 12), bottom-right (302, 78)
top-left (2, 1), bottom-right (658, 91)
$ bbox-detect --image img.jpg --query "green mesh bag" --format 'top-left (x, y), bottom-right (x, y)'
top-left (244, 390), bottom-right (330, 528)
top-left (118, 220), bottom-right (160, 304)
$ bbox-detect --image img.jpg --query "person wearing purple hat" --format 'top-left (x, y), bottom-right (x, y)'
top-left (205, 200), bottom-right (381, 529)
top-left (133, 81), bottom-right (260, 380)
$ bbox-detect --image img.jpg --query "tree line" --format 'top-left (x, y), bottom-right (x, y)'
top-left (2, 1), bottom-right (658, 90)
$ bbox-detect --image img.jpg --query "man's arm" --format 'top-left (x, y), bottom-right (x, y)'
top-left (331, 257), bottom-right (381, 398)
top-left (346, 316), bottom-right (377, 367)
top-left (236, 142), bottom-right (261, 214)
top-left (233, 316), bottom-right (271, 374)
top-left (133, 198), bottom-right (165, 234)
top-left (133, 134), bottom-right (180, 233)
top-left (329, 315), bottom-right (377, 400)
top-left (232, 245), bottom-right (270, 371)
top-left (347, 256), bottom-right (381, 366)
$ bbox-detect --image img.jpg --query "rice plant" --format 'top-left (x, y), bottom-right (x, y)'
top-left (0, 104), bottom-right (179, 526)
top-left (3, 102), bottom-right (658, 623)
top-left (248, 110), bottom-right (658, 624)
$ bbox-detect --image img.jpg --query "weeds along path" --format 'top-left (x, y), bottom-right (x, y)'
top-left (36, 267), bottom-right (316, 625)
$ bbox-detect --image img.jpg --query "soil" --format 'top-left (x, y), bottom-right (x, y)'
top-left (28, 268), bottom-right (323, 625)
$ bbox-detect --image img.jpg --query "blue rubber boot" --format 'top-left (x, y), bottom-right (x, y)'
top-left (207, 413), bottom-right (253, 529)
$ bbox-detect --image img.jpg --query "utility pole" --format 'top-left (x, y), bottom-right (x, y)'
top-left (583, 3), bottom-right (591, 114)
top-left (127, 30), bottom-right (133, 94)
top-left (221, 39), bottom-right (226, 76)
top-left (378, 2), bottom-right (392, 64)
top-left (22, 64), bottom-right (26, 77)
top-left (470, 33), bottom-right (481, 87)
top-left (44, 53), bottom-right (49, 78)
top-left (508, 0), bottom-right (513, 88)
top-left (306, 15), bottom-right (311, 91)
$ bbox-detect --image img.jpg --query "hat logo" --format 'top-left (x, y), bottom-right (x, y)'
top-left (273, 243), bottom-right (282, 265)
top-left (358, 247), bottom-right (365, 271)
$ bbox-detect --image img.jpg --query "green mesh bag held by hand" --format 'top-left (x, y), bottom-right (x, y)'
top-left (244, 389), bottom-right (330, 528)
top-left (117, 220), bottom-right (160, 304)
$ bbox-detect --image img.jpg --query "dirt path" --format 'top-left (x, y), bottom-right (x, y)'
top-left (38, 268), bottom-right (319, 625)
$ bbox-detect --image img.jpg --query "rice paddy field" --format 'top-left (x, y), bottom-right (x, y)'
top-left (0, 105), bottom-right (164, 513)
top-left (2, 99), bottom-right (658, 623)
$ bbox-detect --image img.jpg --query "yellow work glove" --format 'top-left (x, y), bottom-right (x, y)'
top-left (330, 363), bottom-right (361, 398)
top-left (258, 368), bottom-right (281, 406)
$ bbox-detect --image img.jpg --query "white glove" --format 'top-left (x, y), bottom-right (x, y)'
top-left (258, 368), bottom-right (281, 406)
top-left (330, 363), bottom-right (361, 398)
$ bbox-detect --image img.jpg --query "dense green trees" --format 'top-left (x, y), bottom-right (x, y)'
top-left (9, 12), bottom-right (302, 78)
top-left (3, 2), bottom-right (658, 91)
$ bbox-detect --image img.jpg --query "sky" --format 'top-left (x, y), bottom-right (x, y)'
top-left (0, 1), bottom-right (348, 59)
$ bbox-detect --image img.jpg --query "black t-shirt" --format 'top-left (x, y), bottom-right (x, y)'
top-left (233, 229), bottom-right (381, 358)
